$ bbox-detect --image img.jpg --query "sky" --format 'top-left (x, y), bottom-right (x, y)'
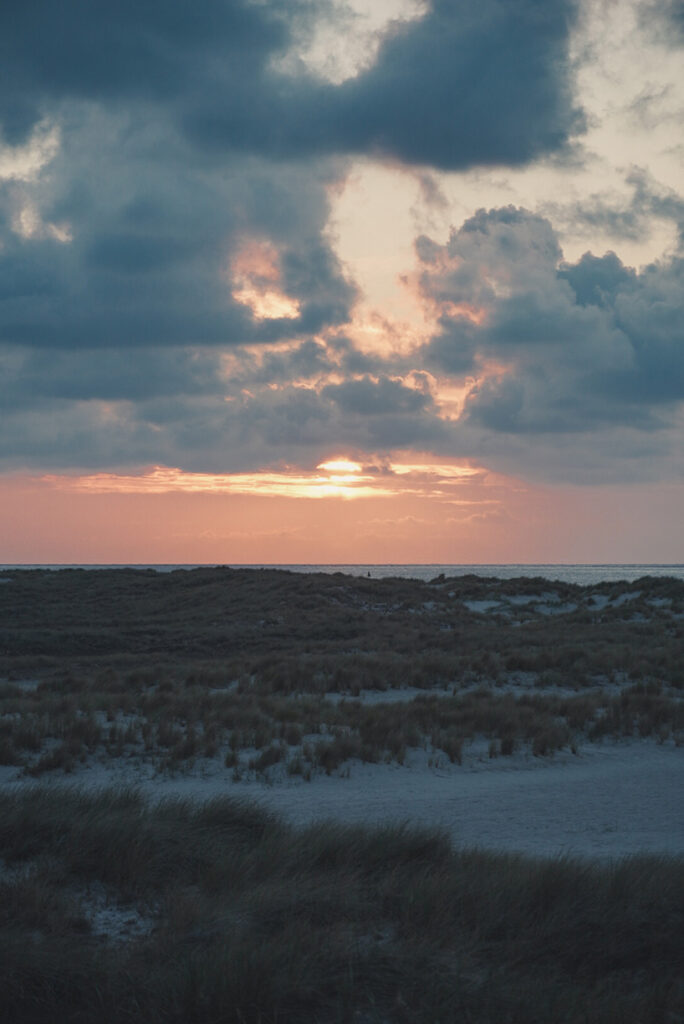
top-left (1, 0), bottom-right (683, 564)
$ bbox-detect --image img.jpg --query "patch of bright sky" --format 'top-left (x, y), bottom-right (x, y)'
top-left (328, 161), bottom-right (428, 340)
top-left (329, 0), bottom-right (684, 326)
top-left (0, 121), bottom-right (59, 182)
top-left (0, 121), bottom-right (73, 243)
top-left (11, 197), bottom-right (72, 243)
top-left (230, 238), bottom-right (301, 320)
top-left (282, 0), bottom-right (427, 83)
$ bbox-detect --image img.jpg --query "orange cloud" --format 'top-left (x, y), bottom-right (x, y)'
top-left (440, 300), bottom-right (486, 324)
top-left (42, 463), bottom-right (391, 500)
top-left (230, 237), bottom-right (300, 320)
top-left (41, 456), bottom-right (488, 503)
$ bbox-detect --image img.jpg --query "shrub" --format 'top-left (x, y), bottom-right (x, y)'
top-left (250, 742), bottom-right (286, 772)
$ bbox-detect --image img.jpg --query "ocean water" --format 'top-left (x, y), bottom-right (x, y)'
top-left (2, 564), bottom-right (684, 586)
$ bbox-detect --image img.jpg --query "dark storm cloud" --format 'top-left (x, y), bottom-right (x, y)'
top-left (0, 0), bottom-right (583, 170)
top-left (0, 346), bottom-right (225, 409)
top-left (0, 0), bottom-right (602, 478)
top-left (0, 0), bottom-right (291, 144)
top-left (0, 1), bottom-right (358, 355)
top-left (557, 251), bottom-right (636, 307)
top-left (0, 375), bottom-right (451, 474)
top-left (181, 376), bottom-right (448, 463)
top-left (325, 0), bottom-right (583, 169)
top-left (0, 128), bottom-right (356, 349)
top-left (420, 206), bottom-right (684, 435)
top-left (247, 340), bottom-right (335, 385)
top-left (463, 370), bottom-right (667, 435)
top-left (225, 336), bottom-right (389, 389)
top-left (185, 0), bottom-right (583, 170)
top-left (0, 0), bottom-right (584, 357)
top-left (328, 336), bottom-right (385, 377)
top-left (322, 375), bottom-right (432, 416)
top-left (422, 318), bottom-right (479, 375)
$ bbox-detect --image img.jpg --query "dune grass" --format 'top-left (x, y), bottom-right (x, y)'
top-left (0, 785), bottom-right (682, 1023)
top-left (1, 568), bottom-right (683, 689)
top-left (1, 571), bottom-right (682, 1019)
top-left (1, 669), bottom-right (682, 781)
top-left (0, 565), bottom-right (682, 787)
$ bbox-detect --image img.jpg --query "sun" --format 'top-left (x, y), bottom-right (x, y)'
top-left (317, 458), bottom-right (363, 475)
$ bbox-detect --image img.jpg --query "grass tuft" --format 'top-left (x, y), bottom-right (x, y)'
top-left (0, 786), bottom-right (681, 1022)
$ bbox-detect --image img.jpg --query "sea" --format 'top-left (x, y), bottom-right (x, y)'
top-left (2, 564), bottom-right (684, 586)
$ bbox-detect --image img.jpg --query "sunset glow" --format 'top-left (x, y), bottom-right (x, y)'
top-left (42, 465), bottom-right (391, 500)
top-left (441, 301), bottom-right (487, 325)
top-left (317, 459), bottom-right (364, 474)
top-left (40, 457), bottom-right (489, 503)
top-left (233, 285), bottom-right (300, 321)
top-left (1, 0), bottom-right (683, 564)
top-left (230, 238), bottom-right (300, 320)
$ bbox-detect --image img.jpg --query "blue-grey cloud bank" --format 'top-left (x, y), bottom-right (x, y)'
top-left (0, 0), bottom-right (683, 489)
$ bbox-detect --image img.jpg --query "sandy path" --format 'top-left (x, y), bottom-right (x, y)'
top-left (244, 742), bottom-right (683, 859)
top-left (2, 740), bottom-right (681, 860)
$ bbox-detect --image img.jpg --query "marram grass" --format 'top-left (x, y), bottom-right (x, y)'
top-left (0, 786), bottom-right (682, 1023)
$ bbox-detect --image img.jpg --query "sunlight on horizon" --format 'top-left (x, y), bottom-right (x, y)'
top-left (40, 457), bottom-right (485, 501)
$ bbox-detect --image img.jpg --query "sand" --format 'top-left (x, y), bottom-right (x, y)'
top-left (4, 737), bottom-right (681, 861)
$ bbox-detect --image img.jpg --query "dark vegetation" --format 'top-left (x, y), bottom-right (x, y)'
top-left (0, 786), bottom-right (682, 1024)
top-left (2, 567), bottom-right (683, 683)
top-left (1, 570), bottom-right (682, 1021)
top-left (0, 567), bottom-right (683, 776)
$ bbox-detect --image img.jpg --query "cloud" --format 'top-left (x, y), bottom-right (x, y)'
top-left (641, 0), bottom-right (684, 44)
top-left (542, 168), bottom-right (684, 246)
top-left (0, 0), bottom-right (292, 144)
top-left (0, 346), bottom-right (225, 409)
top-left (0, 364), bottom-right (454, 475)
top-left (43, 464), bottom-right (397, 501)
top-left (325, 0), bottom-right (583, 169)
top-left (38, 457), bottom-right (488, 504)
top-left (0, 0), bottom-right (583, 170)
top-left (0, 117), bottom-right (357, 351)
top-left (239, 340), bottom-right (335, 386)
top-left (0, 0), bottom-right (584, 477)
top-left (4, 199), bottom-right (684, 484)
top-left (671, 0), bottom-right (684, 31)
top-left (416, 205), bottom-right (684, 479)
top-left (186, 0), bottom-right (584, 170)
top-left (6, 0), bottom-right (681, 491)
top-left (322, 375), bottom-right (432, 416)
top-left (627, 84), bottom-right (680, 130)
top-left (557, 251), bottom-right (636, 308)
top-left (421, 204), bottom-right (684, 410)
